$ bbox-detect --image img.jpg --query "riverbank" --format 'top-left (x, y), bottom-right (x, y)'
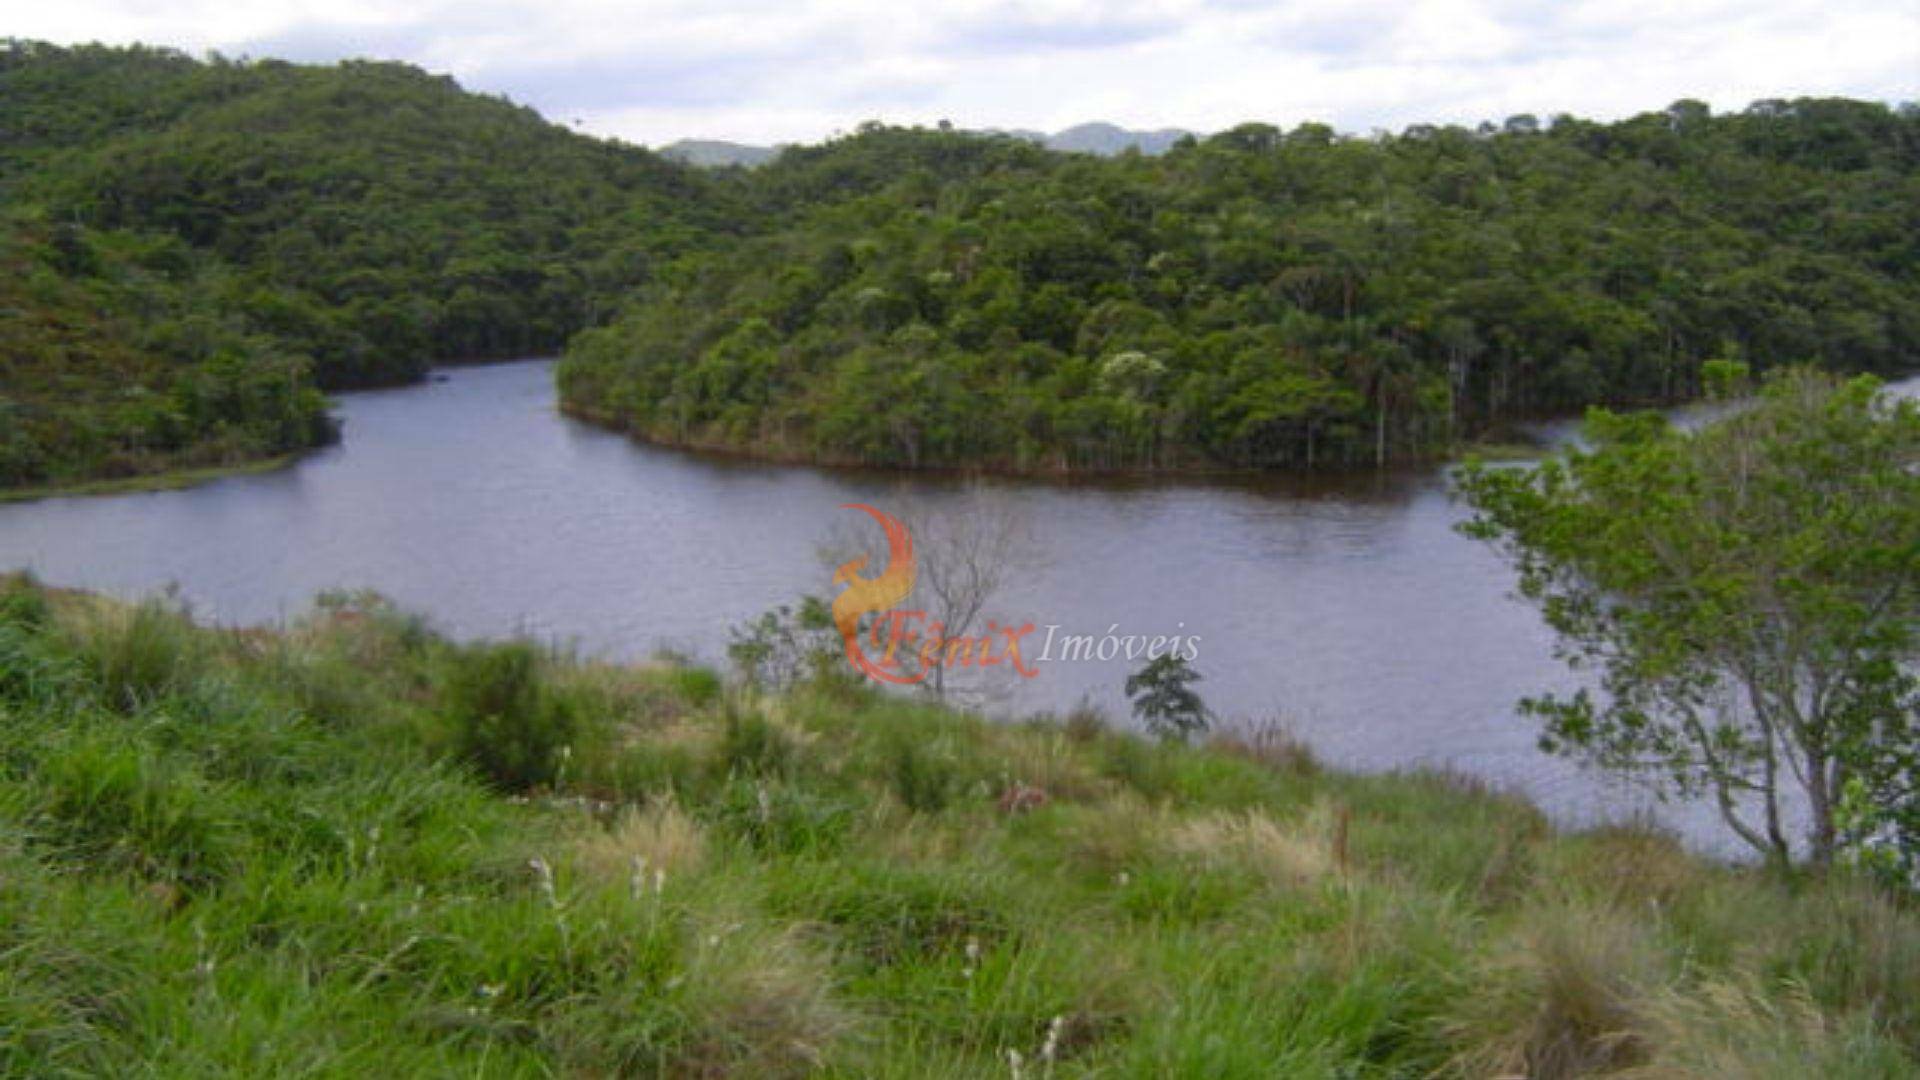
top-left (0, 450), bottom-right (310, 504)
top-left (561, 400), bottom-right (1475, 479)
top-left (1, 576), bottom-right (1910, 1075)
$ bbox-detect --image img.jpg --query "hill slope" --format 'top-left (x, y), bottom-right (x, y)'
top-left (0, 575), bottom-right (1913, 1074)
top-left (0, 219), bottom-right (338, 489)
top-left (662, 124), bottom-right (1202, 169)
top-left (0, 40), bottom-right (736, 489)
top-left (1045, 121), bottom-right (1194, 155)
top-left (7, 43), bottom-right (1919, 487)
top-left (561, 106), bottom-right (1920, 472)
top-left (659, 138), bottom-right (783, 168)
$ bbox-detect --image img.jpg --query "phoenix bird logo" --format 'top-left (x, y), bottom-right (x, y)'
top-left (830, 503), bottom-right (922, 684)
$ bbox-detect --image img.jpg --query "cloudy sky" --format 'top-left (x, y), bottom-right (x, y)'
top-left (13, 1), bottom-right (1918, 146)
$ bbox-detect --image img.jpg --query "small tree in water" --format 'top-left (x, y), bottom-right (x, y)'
top-left (1127, 654), bottom-right (1211, 743)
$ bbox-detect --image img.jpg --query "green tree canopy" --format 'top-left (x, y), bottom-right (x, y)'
top-left (1458, 369), bottom-right (1920, 868)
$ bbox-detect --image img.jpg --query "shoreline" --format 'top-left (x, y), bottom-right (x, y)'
top-left (0, 451), bottom-right (311, 505)
top-left (558, 401), bottom-right (1504, 479)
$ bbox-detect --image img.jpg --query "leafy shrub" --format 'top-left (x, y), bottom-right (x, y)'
top-left (663, 664), bottom-right (722, 708)
top-left (0, 573), bottom-right (51, 629)
top-left (878, 728), bottom-right (963, 814)
top-left (439, 641), bottom-right (580, 792)
top-left (726, 598), bottom-right (837, 690)
top-left (714, 704), bottom-right (798, 781)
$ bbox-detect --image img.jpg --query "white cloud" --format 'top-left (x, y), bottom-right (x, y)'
top-left (9, 0), bottom-right (1916, 145)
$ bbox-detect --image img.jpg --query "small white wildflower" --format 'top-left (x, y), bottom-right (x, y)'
top-left (529, 856), bottom-right (560, 909)
top-left (653, 867), bottom-right (666, 895)
top-left (629, 855), bottom-right (649, 899)
top-left (1008, 1048), bottom-right (1025, 1080)
top-left (1040, 1014), bottom-right (1064, 1064)
top-left (1116, 871), bottom-right (1130, 886)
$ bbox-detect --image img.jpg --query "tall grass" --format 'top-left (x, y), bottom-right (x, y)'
top-left (0, 579), bottom-right (1912, 1076)
top-left (438, 640), bottom-right (580, 792)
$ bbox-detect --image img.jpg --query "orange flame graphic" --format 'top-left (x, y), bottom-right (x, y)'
top-left (830, 503), bottom-right (924, 684)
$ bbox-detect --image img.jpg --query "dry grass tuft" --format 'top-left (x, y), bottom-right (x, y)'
top-left (1616, 975), bottom-right (1890, 1079)
top-left (572, 796), bottom-right (708, 885)
top-left (1047, 794), bottom-right (1165, 876)
top-left (1438, 901), bottom-right (1663, 1078)
top-left (1164, 801), bottom-right (1347, 887)
top-left (685, 920), bottom-right (853, 1078)
top-left (987, 727), bottom-right (1109, 804)
top-left (1209, 719), bottom-right (1321, 777)
top-left (866, 801), bottom-right (995, 865)
top-left (1561, 823), bottom-right (1705, 908)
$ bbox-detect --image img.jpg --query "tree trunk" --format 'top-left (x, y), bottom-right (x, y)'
top-left (1805, 750), bottom-right (1836, 867)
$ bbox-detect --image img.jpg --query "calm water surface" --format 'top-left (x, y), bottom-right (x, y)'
top-left (7, 361), bottom-right (1910, 850)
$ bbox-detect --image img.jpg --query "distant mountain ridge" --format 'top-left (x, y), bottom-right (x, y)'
top-left (657, 139), bottom-right (781, 167)
top-left (1042, 122), bottom-right (1194, 155)
top-left (659, 122), bottom-right (1198, 167)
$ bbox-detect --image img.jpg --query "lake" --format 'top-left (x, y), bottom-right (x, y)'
top-left (7, 360), bottom-right (1910, 851)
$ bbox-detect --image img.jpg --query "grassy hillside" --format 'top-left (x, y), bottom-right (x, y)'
top-left (0, 574), bottom-right (1911, 1077)
top-left (561, 104), bottom-right (1920, 473)
top-left (0, 40), bottom-right (736, 489)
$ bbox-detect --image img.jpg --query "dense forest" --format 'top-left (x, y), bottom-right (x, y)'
top-left (3, 41), bottom-right (1917, 485)
top-left (0, 220), bottom-right (337, 487)
top-left (0, 41), bottom-right (736, 487)
top-left (562, 107), bottom-right (1920, 471)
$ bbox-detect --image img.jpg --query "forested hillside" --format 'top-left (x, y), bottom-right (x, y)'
top-left (562, 104), bottom-right (1920, 472)
top-left (0, 221), bottom-right (336, 488)
top-left (4, 41), bottom-right (1917, 486)
top-left (0, 40), bottom-right (734, 488)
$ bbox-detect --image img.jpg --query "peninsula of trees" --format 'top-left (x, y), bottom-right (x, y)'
top-left (4, 40), bottom-right (1917, 486)
top-left (562, 109), bottom-right (1920, 472)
